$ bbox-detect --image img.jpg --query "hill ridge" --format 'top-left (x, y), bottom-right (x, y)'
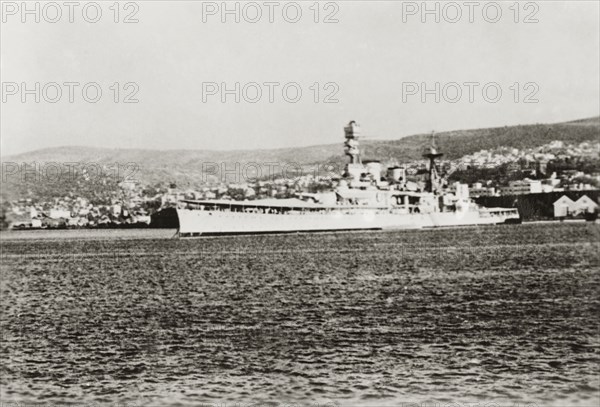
top-left (2, 117), bottom-right (598, 188)
top-left (4, 116), bottom-right (599, 162)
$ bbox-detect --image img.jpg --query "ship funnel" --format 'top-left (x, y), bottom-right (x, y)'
top-left (387, 167), bottom-right (405, 183)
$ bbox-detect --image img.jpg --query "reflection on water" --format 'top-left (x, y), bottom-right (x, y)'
top-left (1, 224), bottom-right (599, 406)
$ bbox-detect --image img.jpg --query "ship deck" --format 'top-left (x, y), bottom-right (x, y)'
top-left (181, 198), bottom-right (394, 211)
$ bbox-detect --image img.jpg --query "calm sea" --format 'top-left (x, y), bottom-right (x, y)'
top-left (1, 224), bottom-right (599, 407)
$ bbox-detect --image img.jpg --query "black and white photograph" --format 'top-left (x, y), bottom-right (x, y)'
top-left (1, 1), bottom-right (599, 406)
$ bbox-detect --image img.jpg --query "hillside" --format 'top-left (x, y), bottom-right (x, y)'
top-left (2, 117), bottom-right (599, 192)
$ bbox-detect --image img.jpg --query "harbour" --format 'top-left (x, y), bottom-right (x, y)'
top-left (1, 223), bottom-right (598, 406)
top-left (1, 1), bottom-right (599, 405)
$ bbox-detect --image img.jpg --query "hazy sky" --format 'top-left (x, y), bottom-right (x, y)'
top-left (1, 0), bottom-right (599, 156)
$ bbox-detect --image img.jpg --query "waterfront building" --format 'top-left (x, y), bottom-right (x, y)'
top-left (500, 180), bottom-right (543, 195)
top-left (553, 196), bottom-right (575, 218)
top-left (553, 194), bottom-right (599, 217)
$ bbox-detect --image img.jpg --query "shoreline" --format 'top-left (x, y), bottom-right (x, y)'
top-left (1, 219), bottom-right (598, 241)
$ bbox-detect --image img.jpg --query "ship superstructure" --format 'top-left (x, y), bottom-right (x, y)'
top-left (177, 121), bottom-right (520, 236)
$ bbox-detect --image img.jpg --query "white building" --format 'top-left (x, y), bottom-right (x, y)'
top-left (553, 195), bottom-right (598, 217)
top-left (500, 179), bottom-right (542, 195)
top-left (574, 195), bottom-right (598, 214)
top-left (553, 196), bottom-right (574, 218)
top-left (112, 204), bottom-right (122, 216)
top-left (470, 183), bottom-right (496, 197)
top-left (49, 209), bottom-right (71, 219)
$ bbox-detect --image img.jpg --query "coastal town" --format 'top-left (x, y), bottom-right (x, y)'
top-left (2, 139), bottom-right (599, 230)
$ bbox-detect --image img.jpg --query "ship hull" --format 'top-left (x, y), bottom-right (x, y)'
top-left (176, 208), bottom-right (519, 236)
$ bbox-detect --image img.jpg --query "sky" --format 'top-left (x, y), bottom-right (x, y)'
top-left (1, 0), bottom-right (599, 156)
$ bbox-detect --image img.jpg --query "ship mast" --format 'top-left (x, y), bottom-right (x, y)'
top-left (422, 131), bottom-right (443, 193)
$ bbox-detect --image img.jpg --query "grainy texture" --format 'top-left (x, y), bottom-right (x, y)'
top-left (1, 224), bottom-right (599, 406)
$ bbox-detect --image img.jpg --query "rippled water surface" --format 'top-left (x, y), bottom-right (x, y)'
top-left (1, 224), bottom-right (599, 406)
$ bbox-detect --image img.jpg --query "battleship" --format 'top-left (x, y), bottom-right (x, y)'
top-left (176, 121), bottom-right (520, 236)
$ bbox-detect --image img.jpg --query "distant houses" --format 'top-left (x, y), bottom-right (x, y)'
top-left (553, 195), bottom-right (598, 218)
top-left (500, 179), bottom-right (543, 196)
